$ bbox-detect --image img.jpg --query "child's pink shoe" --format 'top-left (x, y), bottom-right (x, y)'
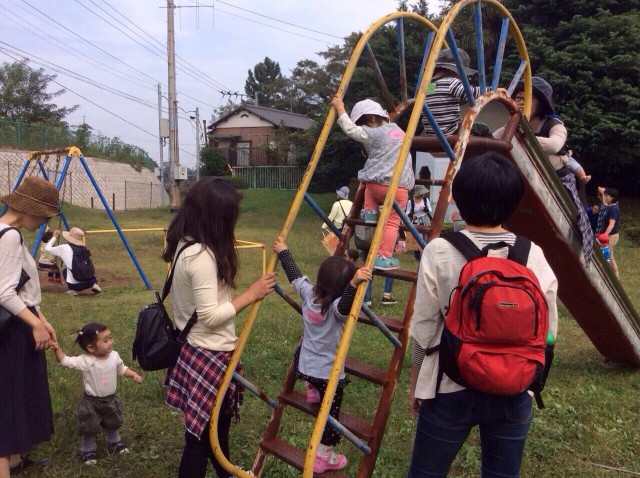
top-left (305, 382), bottom-right (321, 404)
top-left (313, 450), bottom-right (348, 473)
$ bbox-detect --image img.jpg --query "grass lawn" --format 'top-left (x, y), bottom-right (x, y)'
top-left (13, 191), bottom-right (640, 477)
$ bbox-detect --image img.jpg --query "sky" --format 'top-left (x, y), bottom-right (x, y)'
top-left (0, 0), bottom-right (444, 169)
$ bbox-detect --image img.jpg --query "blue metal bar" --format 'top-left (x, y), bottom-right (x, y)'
top-left (78, 155), bottom-right (152, 289)
top-left (30, 156), bottom-right (73, 257)
top-left (37, 160), bottom-right (69, 231)
top-left (274, 283), bottom-right (303, 315)
top-left (422, 105), bottom-right (456, 160)
top-left (303, 193), bottom-right (343, 239)
top-left (397, 17), bottom-right (407, 102)
top-left (0, 159), bottom-right (30, 216)
top-left (326, 414), bottom-right (371, 455)
top-left (360, 303), bottom-right (401, 348)
top-left (393, 201), bottom-right (426, 249)
top-left (445, 29), bottom-right (476, 106)
top-left (232, 372), bottom-right (278, 410)
top-left (507, 60), bottom-right (527, 96)
top-left (474, 2), bottom-right (486, 94)
top-left (415, 31), bottom-right (435, 93)
top-left (491, 18), bottom-right (510, 91)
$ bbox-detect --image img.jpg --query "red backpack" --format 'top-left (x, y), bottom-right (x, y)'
top-left (438, 232), bottom-right (549, 406)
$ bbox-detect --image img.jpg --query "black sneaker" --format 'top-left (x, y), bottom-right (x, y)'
top-left (109, 441), bottom-right (129, 454)
top-left (381, 296), bottom-right (397, 305)
top-left (81, 451), bottom-right (97, 465)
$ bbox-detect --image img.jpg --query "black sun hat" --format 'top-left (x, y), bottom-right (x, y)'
top-left (514, 76), bottom-right (555, 115)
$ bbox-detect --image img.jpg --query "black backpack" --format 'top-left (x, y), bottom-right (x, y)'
top-left (69, 244), bottom-right (96, 282)
top-left (132, 242), bottom-right (197, 371)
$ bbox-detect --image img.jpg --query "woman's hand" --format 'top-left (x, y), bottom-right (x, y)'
top-left (409, 394), bottom-right (422, 418)
top-left (249, 272), bottom-right (277, 302)
top-left (273, 236), bottom-right (287, 254)
top-left (32, 321), bottom-right (50, 350)
top-left (350, 267), bottom-right (372, 287)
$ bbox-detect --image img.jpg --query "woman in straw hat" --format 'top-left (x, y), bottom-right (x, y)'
top-left (0, 176), bottom-right (59, 477)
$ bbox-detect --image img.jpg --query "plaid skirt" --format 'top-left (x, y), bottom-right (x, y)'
top-left (558, 171), bottom-right (594, 264)
top-left (165, 342), bottom-right (243, 439)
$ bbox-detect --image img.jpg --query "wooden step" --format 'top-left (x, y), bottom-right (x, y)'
top-left (344, 358), bottom-right (388, 387)
top-left (260, 437), bottom-right (349, 478)
top-left (281, 390), bottom-right (375, 441)
top-left (357, 311), bottom-right (404, 333)
top-left (373, 268), bottom-right (417, 283)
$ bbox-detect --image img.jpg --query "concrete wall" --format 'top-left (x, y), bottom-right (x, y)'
top-left (0, 149), bottom-right (169, 210)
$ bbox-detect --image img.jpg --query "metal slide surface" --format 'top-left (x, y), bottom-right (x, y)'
top-left (504, 119), bottom-right (640, 364)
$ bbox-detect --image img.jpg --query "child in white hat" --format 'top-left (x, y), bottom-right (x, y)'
top-left (330, 96), bottom-right (415, 270)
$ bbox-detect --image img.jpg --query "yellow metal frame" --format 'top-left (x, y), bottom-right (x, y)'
top-left (209, 3), bottom-right (532, 476)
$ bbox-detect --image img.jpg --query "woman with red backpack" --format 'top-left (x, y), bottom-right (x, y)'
top-left (407, 152), bottom-right (558, 477)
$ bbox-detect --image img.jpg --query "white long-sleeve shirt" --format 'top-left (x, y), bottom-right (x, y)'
top-left (170, 241), bottom-right (237, 351)
top-left (60, 351), bottom-right (127, 397)
top-left (0, 223), bottom-right (41, 314)
top-left (410, 230), bottom-right (558, 400)
top-left (44, 237), bottom-right (80, 284)
top-left (322, 199), bottom-right (353, 231)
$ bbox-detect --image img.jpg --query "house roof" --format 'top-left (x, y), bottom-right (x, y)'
top-left (211, 104), bottom-right (313, 130)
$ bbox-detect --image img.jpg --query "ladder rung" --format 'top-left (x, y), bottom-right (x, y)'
top-left (345, 358), bottom-right (388, 386)
top-left (358, 311), bottom-right (404, 333)
top-left (260, 437), bottom-right (350, 478)
top-left (281, 391), bottom-right (375, 441)
top-left (373, 268), bottom-right (417, 283)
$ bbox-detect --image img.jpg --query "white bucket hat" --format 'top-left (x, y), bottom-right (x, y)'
top-left (336, 186), bottom-right (349, 199)
top-left (62, 227), bottom-right (85, 246)
top-left (349, 99), bottom-right (389, 124)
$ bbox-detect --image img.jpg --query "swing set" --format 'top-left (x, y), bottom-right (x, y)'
top-left (1, 146), bottom-right (152, 290)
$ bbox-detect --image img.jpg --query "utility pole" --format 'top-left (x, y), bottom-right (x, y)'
top-left (167, 0), bottom-right (181, 211)
top-left (157, 83), bottom-right (165, 206)
top-left (195, 107), bottom-right (200, 182)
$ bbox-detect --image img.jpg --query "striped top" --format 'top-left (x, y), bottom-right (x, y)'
top-left (421, 76), bottom-right (481, 136)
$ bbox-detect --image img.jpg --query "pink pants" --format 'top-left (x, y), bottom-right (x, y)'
top-left (364, 182), bottom-right (409, 258)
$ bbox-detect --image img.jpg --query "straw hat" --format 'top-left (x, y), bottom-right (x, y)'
top-left (413, 185), bottom-right (429, 197)
top-left (435, 48), bottom-right (477, 76)
top-left (349, 99), bottom-right (389, 124)
top-left (62, 227), bottom-right (85, 246)
top-left (2, 176), bottom-right (60, 218)
top-left (336, 186), bottom-right (350, 200)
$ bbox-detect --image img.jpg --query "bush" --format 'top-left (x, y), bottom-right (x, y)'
top-left (200, 147), bottom-right (230, 177)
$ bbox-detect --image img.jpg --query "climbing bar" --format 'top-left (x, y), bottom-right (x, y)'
top-left (445, 29), bottom-right (476, 106)
top-left (303, 193), bottom-right (343, 239)
top-left (421, 105), bottom-right (456, 160)
top-left (360, 304), bottom-right (402, 348)
top-left (415, 31), bottom-right (435, 92)
top-left (274, 284), bottom-right (303, 315)
top-left (507, 60), bottom-right (527, 96)
top-left (233, 372), bottom-right (278, 410)
top-left (491, 17), bottom-right (510, 91)
top-left (397, 18), bottom-right (408, 103)
top-left (393, 201), bottom-right (426, 250)
top-left (365, 43), bottom-right (397, 114)
top-left (474, 2), bottom-right (486, 94)
top-left (327, 416), bottom-right (372, 455)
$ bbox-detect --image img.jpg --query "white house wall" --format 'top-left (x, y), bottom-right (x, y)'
top-left (217, 112), bottom-right (273, 128)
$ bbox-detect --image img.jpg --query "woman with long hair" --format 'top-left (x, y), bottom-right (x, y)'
top-left (162, 177), bottom-right (276, 478)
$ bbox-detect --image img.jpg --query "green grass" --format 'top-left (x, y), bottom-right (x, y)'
top-left (15, 193), bottom-right (640, 477)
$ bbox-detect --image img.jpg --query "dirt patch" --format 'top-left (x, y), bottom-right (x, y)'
top-left (39, 267), bottom-right (130, 294)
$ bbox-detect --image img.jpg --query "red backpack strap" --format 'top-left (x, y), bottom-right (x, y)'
top-left (441, 231), bottom-right (483, 261)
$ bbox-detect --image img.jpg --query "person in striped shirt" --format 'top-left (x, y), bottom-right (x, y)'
top-left (421, 48), bottom-right (481, 136)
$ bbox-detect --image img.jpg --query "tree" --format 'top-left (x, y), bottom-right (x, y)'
top-left (501, 0), bottom-right (640, 194)
top-left (244, 57), bottom-right (289, 109)
top-left (74, 122), bottom-right (93, 150)
top-left (0, 60), bottom-right (78, 126)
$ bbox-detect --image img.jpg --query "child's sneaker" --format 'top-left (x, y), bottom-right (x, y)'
top-left (373, 256), bottom-right (400, 271)
top-left (108, 441), bottom-right (129, 454)
top-left (47, 276), bottom-right (55, 283)
top-left (81, 451), bottom-right (97, 465)
top-left (364, 300), bottom-right (372, 307)
top-left (91, 284), bottom-right (102, 294)
top-left (66, 290), bottom-right (79, 296)
top-left (305, 382), bottom-right (321, 404)
top-left (361, 209), bottom-right (379, 224)
top-left (381, 296), bottom-right (397, 305)
top-left (314, 450), bottom-right (348, 473)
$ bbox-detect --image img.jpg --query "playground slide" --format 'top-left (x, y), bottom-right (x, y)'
top-left (503, 118), bottom-right (640, 365)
